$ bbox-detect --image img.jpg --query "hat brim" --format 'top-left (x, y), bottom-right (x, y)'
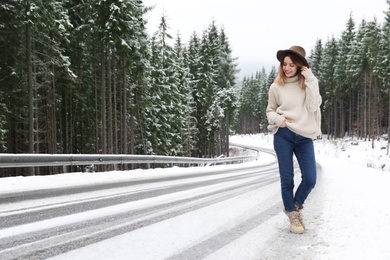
top-left (277, 50), bottom-right (309, 68)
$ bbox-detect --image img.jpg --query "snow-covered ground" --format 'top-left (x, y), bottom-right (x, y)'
top-left (1, 134), bottom-right (390, 259)
top-left (232, 134), bottom-right (390, 259)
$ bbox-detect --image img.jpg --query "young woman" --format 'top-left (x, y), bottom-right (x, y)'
top-left (266, 46), bottom-right (322, 234)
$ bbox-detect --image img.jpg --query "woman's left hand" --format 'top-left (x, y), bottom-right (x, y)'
top-left (301, 66), bottom-right (308, 72)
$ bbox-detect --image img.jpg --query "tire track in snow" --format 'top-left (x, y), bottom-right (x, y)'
top-left (0, 164), bottom-right (277, 227)
top-left (167, 203), bottom-right (282, 260)
top-left (0, 167), bottom-right (279, 259)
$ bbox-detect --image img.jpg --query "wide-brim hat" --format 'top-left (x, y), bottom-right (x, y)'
top-left (276, 45), bottom-right (309, 68)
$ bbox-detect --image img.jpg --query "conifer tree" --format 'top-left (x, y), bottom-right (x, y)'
top-left (212, 28), bottom-right (237, 155)
top-left (174, 34), bottom-right (198, 156)
top-left (186, 32), bottom-right (202, 157)
top-left (362, 19), bottom-right (383, 140)
top-left (197, 24), bottom-right (219, 156)
top-left (348, 20), bottom-right (369, 138)
top-left (319, 37), bottom-right (338, 138)
top-left (258, 67), bottom-right (270, 132)
top-left (148, 14), bottom-right (186, 155)
top-left (335, 15), bottom-right (356, 136)
top-left (307, 39), bottom-right (323, 80)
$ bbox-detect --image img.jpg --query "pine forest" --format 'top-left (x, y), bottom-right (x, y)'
top-left (1, 0), bottom-right (390, 177)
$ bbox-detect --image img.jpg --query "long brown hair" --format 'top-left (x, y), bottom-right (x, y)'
top-left (274, 53), bottom-right (306, 89)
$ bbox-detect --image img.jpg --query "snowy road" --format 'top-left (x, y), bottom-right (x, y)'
top-left (0, 147), bottom-right (297, 260)
top-left (2, 134), bottom-right (390, 259)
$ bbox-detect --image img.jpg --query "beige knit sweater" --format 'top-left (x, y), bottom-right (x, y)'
top-left (266, 69), bottom-right (322, 139)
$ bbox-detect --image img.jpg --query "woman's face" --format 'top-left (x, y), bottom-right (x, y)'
top-left (282, 56), bottom-right (298, 78)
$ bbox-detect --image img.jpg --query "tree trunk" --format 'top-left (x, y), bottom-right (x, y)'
top-left (113, 56), bottom-right (118, 154)
top-left (123, 60), bottom-right (129, 155)
top-left (26, 9), bottom-right (34, 175)
top-left (225, 113), bottom-right (229, 157)
top-left (100, 45), bottom-right (107, 155)
top-left (340, 101), bottom-right (345, 137)
top-left (363, 74), bottom-right (368, 140)
top-left (333, 97), bottom-right (337, 138)
top-left (107, 49), bottom-right (113, 155)
top-left (45, 64), bottom-right (57, 174)
top-left (94, 64), bottom-right (99, 153)
top-left (349, 92), bottom-right (352, 137)
top-left (388, 89), bottom-right (390, 156)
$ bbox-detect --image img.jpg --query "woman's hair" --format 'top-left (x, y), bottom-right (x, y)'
top-left (274, 53), bottom-right (306, 89)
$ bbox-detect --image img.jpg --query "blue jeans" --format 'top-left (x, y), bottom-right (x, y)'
top-left (273, 127), bottom-right (317, 212)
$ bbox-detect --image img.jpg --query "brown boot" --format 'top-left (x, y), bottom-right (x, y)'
top-left (285, 211), bottom-right (305, 234)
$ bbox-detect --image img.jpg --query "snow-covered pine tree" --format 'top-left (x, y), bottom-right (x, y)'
top-left (258, 67), bottom-right (270, 133)
top-left (197, 22), bottom-right (220, 157)
top-left (335, 15), bottom-right (356, 137)
top-left (186, 32), bottom-right (202, 157)
top-left (148, 14), bottom-right (187, 156)
top-left (173, 34), bottom-right (198, 157)
top-left (319, 37), bottom-right (339, 138)
top-left (361, 19), bottom-right (382, 141)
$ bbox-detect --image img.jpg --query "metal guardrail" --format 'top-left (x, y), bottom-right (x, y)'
top-left (0, 153), bottom-right (258, 169)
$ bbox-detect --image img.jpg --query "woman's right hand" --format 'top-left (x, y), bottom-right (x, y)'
top-left (280, 119), bottom-right (291, 128)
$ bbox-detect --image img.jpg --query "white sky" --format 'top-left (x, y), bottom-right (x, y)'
top-left (142, 0), bottom-right (389, 78)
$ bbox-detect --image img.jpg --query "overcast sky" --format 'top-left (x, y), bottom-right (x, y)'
top-left (142, 0), bottom-right (388, 78)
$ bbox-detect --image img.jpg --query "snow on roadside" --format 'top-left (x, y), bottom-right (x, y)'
top-left (315, 136), bottom-right (389, 172)
top-left (314, 155), bottom-right (390, 259)
top-left (232, 134), bottom-right (390, 259)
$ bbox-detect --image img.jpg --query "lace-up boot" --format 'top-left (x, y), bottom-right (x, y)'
top-left (295, 205), bottom-right (305, 229)
top-left (285, 211), bottom-right (305, 234)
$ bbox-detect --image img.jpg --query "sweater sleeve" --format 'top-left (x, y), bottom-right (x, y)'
top-left (302, 69), bottom-right (322, 112)
top-left (266, 84), bottom-right (285, 127)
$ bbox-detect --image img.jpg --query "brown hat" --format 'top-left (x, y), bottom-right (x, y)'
top-left (276, 45), bottom-right (309, 68)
